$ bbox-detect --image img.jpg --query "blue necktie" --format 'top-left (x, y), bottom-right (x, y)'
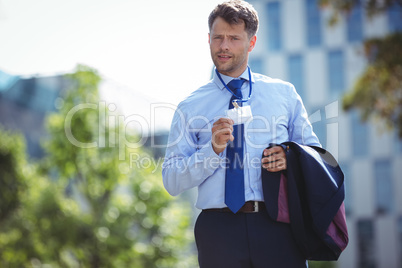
top-left (225, 79), bottom-right (246, 213)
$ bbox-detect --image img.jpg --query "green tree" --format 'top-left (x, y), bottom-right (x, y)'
top-left (343, 33), bottom-right (402, 137)
top-left (0, 127), bottom-right (26, 223)
top-left (0, 145), bottom-right (72, 266)
top-left (41, 64), bottom-right (196, 267)
top-left (0, 65), bottom-right (196, 267)
top-left (320, 0), bottom-right (399, 25)
top-left (320, 0), bottom-right (402, 138)
top-left (0, 127), bottom-right (35, 266)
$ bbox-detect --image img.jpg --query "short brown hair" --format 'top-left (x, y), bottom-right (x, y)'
top-left (208, 0), bottom-right (259, 38)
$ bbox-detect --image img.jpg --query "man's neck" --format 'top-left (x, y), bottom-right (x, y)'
top-left (218, 66), bottom-right (248, 79)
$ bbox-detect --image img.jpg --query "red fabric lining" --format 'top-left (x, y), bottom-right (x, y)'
top-left (326, 202), bottom-right (349, 250)
top-left (277, 173), bottom-right (290, 223)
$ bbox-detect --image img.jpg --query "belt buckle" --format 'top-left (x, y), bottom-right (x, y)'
top-left (253, 201), bottom-right (259, 212)
top-left (244, 201), bottom-right (259, 213)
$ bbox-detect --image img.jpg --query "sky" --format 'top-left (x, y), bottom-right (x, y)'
top-left (0, 0), bottom-right (223, 131)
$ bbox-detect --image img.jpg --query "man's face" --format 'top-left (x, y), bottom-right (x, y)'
top-left (209, 16), bottom-right (256, 78)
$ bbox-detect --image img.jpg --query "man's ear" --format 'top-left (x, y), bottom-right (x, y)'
top-left (248, 35), bottom-right (257, 52)
top-left (208, 33), bottom-right (211, 45)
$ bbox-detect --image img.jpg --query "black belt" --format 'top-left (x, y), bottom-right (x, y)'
top-left (203, 201), bottom-right (264, 213)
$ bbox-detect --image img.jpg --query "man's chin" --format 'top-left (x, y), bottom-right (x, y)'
top-left (214, 65), bottom-right (233, 76)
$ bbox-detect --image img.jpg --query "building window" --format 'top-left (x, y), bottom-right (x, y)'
top-left (309, 108), bottom-right (326, 149)
top-left (347, 1), bottom-right (363, 42)
top-left (306, 0), bottom-right (322, 47)
top-left (15, 77), bottom-right (37, 108)
top-left (328, 50), bottom-right (345, 97)
top-left (357, 219), bottom-right (376, 268)
top-left (374, 160), bottom-right (394, 215)
top-left (249, 58), bottom-right (264, 74)
top-left (388, 3), bottom-right (402, 32)
top-left (351, 111), bottom-right (369, 157)
top-left (267, 2), bottom-right (282, 51)
top-left (288, 54), bottom-right (305, 100)
top-left (341, 163), bottom-right (352, 215)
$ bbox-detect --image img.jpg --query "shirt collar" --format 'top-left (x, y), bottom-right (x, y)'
top-left (213, 67), bottom-right (255, 90)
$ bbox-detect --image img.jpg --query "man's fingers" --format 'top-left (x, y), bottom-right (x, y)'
top-left (212, 129), bottom-right (231, 143)
top-left (261, 152), bottom-right (283, 163)
top-left (214, 118), bottom-right (234, 125)
top-left (262, 158), bottom-right (286, 171)
top-left (229, 134), bottom-right (234, 142)
top-left (263, 145), bottom-right (284, 156)
top-left (263, 161), bottom-right (286, 172)
top-left (212, 118), bottom-right (235, 144)
top-left (212, 124), bottom-right (233, 134)
top-left (213, 118), bottom-right (234, 128)
top-left (211, 118), bottom-right (235, 154)
top-left (262, 145), bottom-right (287, 172)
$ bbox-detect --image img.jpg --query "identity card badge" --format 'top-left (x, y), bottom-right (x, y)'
top-left (225, 100), bottom-right (253, 125)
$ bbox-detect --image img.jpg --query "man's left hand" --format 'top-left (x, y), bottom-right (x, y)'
top-left (261, 146), bottom-right (287, 172)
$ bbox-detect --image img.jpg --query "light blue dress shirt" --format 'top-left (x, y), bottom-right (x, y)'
top-left (162, 68), bottom-right (321, 210)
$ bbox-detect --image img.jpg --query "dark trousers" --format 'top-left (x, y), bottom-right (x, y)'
top-left (194, 208), bottom-right (307, 268)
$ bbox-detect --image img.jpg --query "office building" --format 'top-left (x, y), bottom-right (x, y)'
top-left (247, 1), bottom-right (402, 267)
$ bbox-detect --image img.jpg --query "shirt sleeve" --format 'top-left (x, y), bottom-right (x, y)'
top-left (287, 84), bottom-right (321, 147)
top-left (162, 105), bottom-right (224, 196)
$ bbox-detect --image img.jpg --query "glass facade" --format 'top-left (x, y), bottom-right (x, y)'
top-left (310, 108), bottom-right (327, 149)
top-left (306, 0), bottom-right (322, 47)
top-left (328, 50), bottom-right (345, 97)
top-left (257, 1), bottom-right (402, 267)
top-left (249, 58), bottom-right (264, 74)
top-left (388, 3), bottom-right (402, 32)
top-left (351, 111), bottom-right (369, 157)
top-left (266, 2), bottom-right (282, 51)
top-left (341, 163), bottom-right (352, 215)
top-left (288, 54), bottom-right (305, 100)
top-left (374, 160), bottom-right (394, 214)
top-left (357, 219), bottom-right (376, 268)
top-left (347, 2), bottom-right (363, 42)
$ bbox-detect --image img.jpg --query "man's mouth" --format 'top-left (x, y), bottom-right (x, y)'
top-left (218, 54), bottom-right (232, 61)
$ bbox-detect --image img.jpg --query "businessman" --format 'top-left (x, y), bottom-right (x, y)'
top-left (162, 1), bottom-right (321, 267)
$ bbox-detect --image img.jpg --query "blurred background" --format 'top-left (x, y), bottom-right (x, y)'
top-left (0, 0), bottom-right (401, 267)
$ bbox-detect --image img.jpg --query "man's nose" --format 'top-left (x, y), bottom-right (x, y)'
top-left (220, 37), bottom-right (230, 50)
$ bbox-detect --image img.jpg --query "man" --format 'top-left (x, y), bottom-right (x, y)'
top-left (162, 0), bottom-right (321, 267)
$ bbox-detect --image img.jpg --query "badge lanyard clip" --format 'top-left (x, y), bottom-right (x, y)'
top-left (232, 100), bottom-right (240, 109)
top-left (216, 66), bottom-right (254, 125)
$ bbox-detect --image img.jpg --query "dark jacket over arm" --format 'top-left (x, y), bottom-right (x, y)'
top-left (262, 142), bottom-right (349, 261)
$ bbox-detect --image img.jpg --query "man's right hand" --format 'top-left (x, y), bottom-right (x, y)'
top-left (211, 118), bottom-right (234, 155)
